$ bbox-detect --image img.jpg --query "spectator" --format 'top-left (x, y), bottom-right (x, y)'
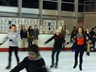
top-left (28, 26), bottom-right (34, 47)
top-left (20, 25), bottom-right (27, 51)
top-left (33, 25), bottom-right (39, 45)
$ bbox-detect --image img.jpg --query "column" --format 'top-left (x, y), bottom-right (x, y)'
top-left (74, 0), bottom-right (79, 26)
top-left (58, 0), bottom-right (62, 20)
top-left (39, 0), bottom-right (43, 25)
top-left (18, 0), bottom-right (22, 18)
top-left (57, 0), bottom-right (62, 29)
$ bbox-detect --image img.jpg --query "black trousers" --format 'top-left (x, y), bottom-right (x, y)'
top-left (92, 38), bottom-right (96, 49)
top-left (74, 45), bottom-right (85, 66)
top-left (28, 38), bottom-right (33, 47)
top-left (71, 42), bottom-right (76, 51)
top-left (8, 46), bottom-right (20, 66)
top-left (51, 48), bottom-right (61, 65)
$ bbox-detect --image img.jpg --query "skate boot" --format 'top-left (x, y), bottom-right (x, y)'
top-left (79, 65), bottom-right (82, 71)
top-left (73, 63), bottom-right (77, 69)
top-left (86, 52), bottom-right (90, 56)
top-left (50, 64), bottom-right (54, 68)
top-left (55, 63), bottom-right (58, 68)
top-left (6, 65), bottom-right (11, 69)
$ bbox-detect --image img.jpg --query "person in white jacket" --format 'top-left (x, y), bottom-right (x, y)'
top-left (0, 24), bottom-right (20, 69)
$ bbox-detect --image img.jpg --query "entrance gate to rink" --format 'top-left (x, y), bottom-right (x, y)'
top-left (84, 1), bottom-right (96, 12)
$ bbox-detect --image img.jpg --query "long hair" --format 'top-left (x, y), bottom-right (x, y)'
top-left (72, 26), bottom-right (77, 35)
top-left (75, 26), bottom-right (86, 45)
top-left (61, 25), bottom-right (66, 31)
top-left (77, 26), bottom-right (85, 35)
top-left (28, 26), bottom-right (32, 32)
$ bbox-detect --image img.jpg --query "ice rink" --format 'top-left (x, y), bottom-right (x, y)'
top-left (0, 51), bottom-right (96, 72)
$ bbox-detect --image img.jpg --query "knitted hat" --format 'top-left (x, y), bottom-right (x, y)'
top-left (28, 44), bottom-right (39, 54)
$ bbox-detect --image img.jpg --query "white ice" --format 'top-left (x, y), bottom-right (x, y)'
top-left (0, 51), bottom-right (96, 72)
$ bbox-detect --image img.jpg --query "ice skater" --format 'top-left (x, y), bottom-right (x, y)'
top-left (0, 24), bottom-right (20, 69)
top-left (85, 28), bottom-right (92, 56)
top-left (72, 26), bottom-right (86, 71)
top-left (45, 30), bottom-right (64, 68)
top-left (70, 26), bottom-right (77, 51)
top-left (91, 26), bottom-right (96, 51)
top-left (10, 44), bottom-right (49, 72)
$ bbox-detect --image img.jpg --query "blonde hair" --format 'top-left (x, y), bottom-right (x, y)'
top-left (55, 29), bottom-right (60, 33)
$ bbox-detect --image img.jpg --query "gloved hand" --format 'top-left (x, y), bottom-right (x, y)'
top-left (9, 39), bottom-right (13, 41)
top-left (67, 42), bottom-right (70, 44)
top-left (44, 42), bottom-right (47, 44)
top-left (0, 43), bottom-right (3, 45)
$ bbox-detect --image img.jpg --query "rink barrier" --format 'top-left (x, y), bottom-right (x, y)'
top-left (0, 47), bottom-right (72, 52)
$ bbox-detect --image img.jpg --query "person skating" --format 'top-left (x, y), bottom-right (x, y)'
top-left (72, 26), bottom-right (86, 71)
top-left (45, 30), bottom-right (64, 68)
top-left (70, 26), bottom-right (77, 51)
top-left (85, 28), bottom-right (92, 56)
top-left (10, 44), bottom-right (49, 72)
top-left (0, 24), bottom-right (20, 69)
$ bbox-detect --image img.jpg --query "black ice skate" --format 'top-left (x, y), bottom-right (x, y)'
top-left (86, 52), bottom-right (90, 56)
top-left (6, 66), bottom-right (11, 69)
top-left (73, 64), bottom-right (77, 69)
top-left (50, 64), bottom-right (54, 68)
top-left (79, 65), bottom-right (82, 71)
top-left (55, 63), bottom-right (58, 68)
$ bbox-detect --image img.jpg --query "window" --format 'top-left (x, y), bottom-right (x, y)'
top-left (62, 3), bottom-right (74, 11)
top-left (79, 0), bottom-right (84, 3)
top-left (62, 0), bottom-right (74, 2)
top-left (0, 0), bottom-right (18, 7)
top-left (78, 5), bottom-right (84, 12)
top-left (22, 0), bottom-right (39, 8)
top-left (43, 1), bottom-right (57, 10)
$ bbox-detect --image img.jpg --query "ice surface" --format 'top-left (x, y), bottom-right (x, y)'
top-left (0, 51), bottom-right (96, 72)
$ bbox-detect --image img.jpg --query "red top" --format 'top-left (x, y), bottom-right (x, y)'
top-left (77, 37), bottom-right (84, 45)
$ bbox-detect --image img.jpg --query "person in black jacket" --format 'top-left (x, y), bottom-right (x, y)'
top-left (20, 25), bottom-right (27, 51)
top-left (10, 44), bottom-right (49, 72)
top-left (91, 27), bottom-right (96, 51)
top-left (70, 26), bottom-right (77, 51)
top-left (45, 30), bottom-right (64, 68)
top-left (85, 28), bottom-right (92, 56)
top-left (27, 26), bottom-right (34, 47)
top-left (90, 27), bottom-right (96, 51)
top-left (33, 25), bottom-right (39, 45)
